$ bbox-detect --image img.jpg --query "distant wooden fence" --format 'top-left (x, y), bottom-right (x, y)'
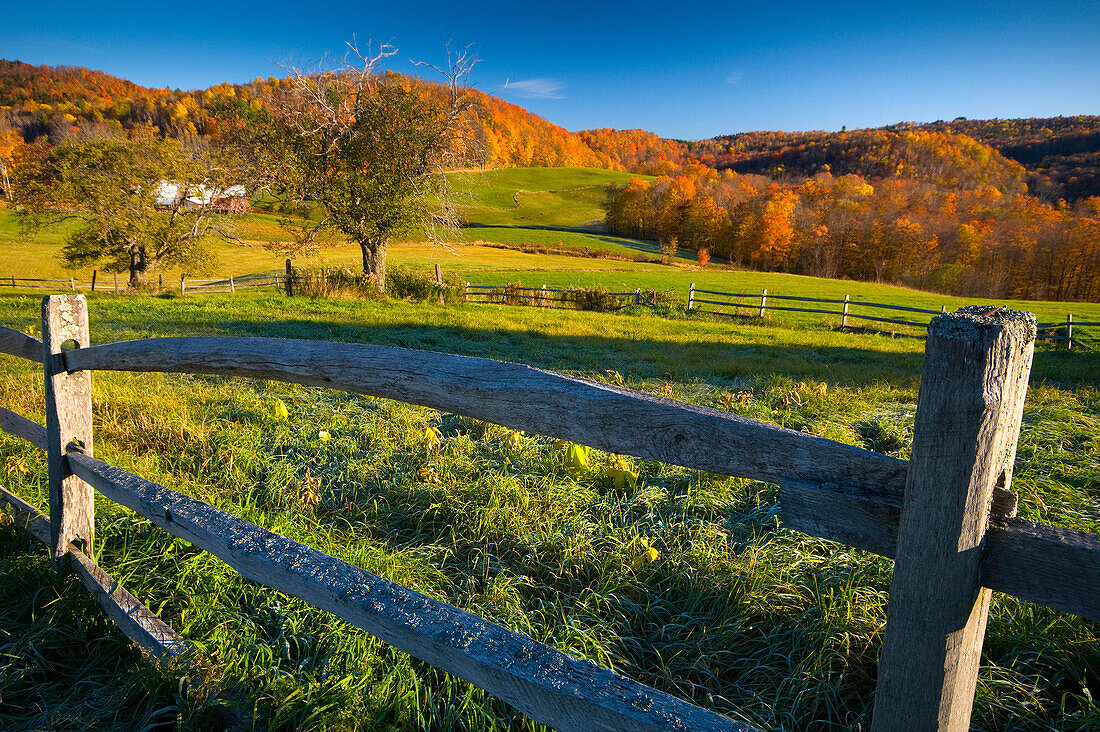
top-left (0, 272), bottom-right (283, 294)
top-left (0, 295), bottom-right (1097, 731)
top-left (464, 283), bottom-right (658, 310)
top-left (688, 284), bottom-right (1098, 349)
top-left (6, 272), bottom-right (1093, 350)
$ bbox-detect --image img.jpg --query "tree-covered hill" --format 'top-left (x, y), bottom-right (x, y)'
top-left (916, 116), bottom-right (1100, 201)
top-left (0, 60), bottom-right (618, 170)
top-left (3, 59), bottom-right (1096, 199)
top-left (688, 116), bottom-right (1100, 201)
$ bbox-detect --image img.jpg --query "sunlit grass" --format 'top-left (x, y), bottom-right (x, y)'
top-left (0, 291), bottom-right (1096, 731)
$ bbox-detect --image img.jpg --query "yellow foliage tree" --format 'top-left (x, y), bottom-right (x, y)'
top-left (0, 129), bottom-right (26, 201)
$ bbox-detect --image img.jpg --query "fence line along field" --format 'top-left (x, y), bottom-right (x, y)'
top-left (462, 279), bottom-right (1098, 348)
top-left (0, 290), bottom-right (1096, 731)
top-left (2, 249), bottom-right (1096, 344)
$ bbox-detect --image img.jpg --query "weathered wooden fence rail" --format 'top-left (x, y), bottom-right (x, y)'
top-left (0, 272), bottom-right (283, 294)
top-left (687, 284), bottom-right (1097, 348)
top-left (0, 295), bottom-right (1097, 731)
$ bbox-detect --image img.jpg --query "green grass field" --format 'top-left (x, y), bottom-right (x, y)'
top-left (449, 166), bottom-right (647, 228)
top-left (1, 236), bottom-right (1095, 344)
top-left (0, 167), bottom-right (667, 279)
top-left (2, 163), bottom-right (1097, 338)
top-left (0, 290), bottom-right (1097, 731)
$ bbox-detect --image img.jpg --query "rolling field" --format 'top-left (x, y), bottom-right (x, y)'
top-left (0, 290), bottom-right (1097, 731)
top-left (2, 164), bottom-right (1097, 335)
top-left (448, 166), bottom-right (648, 228)
top-left (0, 166), bottom-right (665, 281)
top-left (0, 236), bottom-right (1095, 339)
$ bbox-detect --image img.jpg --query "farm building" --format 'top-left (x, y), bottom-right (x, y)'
top-left (154, 180), bottom-right (248, 214)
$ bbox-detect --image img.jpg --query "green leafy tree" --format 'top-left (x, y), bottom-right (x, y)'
top-left (263, 43), bottom-right (477, 289)
top-left (15, 134), bottom-right (225, 287)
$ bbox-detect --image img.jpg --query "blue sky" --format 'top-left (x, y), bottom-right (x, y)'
top-left (5, 1), bottom-right (1099, 139)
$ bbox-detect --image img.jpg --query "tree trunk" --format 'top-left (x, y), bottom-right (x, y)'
top-left (360, 239), bottom-right (387, 291)
top-left (128, 246), bottom-right (147, 288)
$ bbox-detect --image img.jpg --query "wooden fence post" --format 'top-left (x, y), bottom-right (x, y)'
top-left (872, 306), bottom-right (1036, 732)
top-left (1067, 314), bottom-right (1073, 351)
top-left (180, 274), bottom-right (186, 295)
top-left (541, 284), bottom-right (548, 307)
top-left (842, 294), bottom-right (850, 327)
top-left (285, 259), bottom-right (293, 297)
top-left (91, 271), bottom-right (97, 292)
top-left (435, 264), bottom-right (444, 305)
top-left (758, 288), bottom-right (767, 318)
top-left (688, 283), bottom-right (695, 310)
top-left (464, 282), bottom-right (469, 302)
top-left (114, 273), bottom-right (119, 294)
top-left (42, 295), bottom-right (95, 564)
top-left (158, 274), bottom-right (162, 292)
top-left (69, 277), bottom-right (75, 292)
top-left (229, 276), bottom-right (235, 294)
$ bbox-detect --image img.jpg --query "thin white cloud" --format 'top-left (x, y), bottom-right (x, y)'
top-left (726, 71), bottom-right (744, 86)
top-left (505, 78), bottom-right (566, 100)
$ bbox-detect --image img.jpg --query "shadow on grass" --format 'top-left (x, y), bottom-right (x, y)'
top-left (0, 524), bottom-right (185, 730)
top-left (1, 294), bottom-right (1093, 388)
top-left (103, 317), bottom-right (935, 389)
top-left (56, 300), bottom-right (1097, 389)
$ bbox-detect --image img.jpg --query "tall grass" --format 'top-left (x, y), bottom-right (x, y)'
top-left (0, 291), bottom-right (1097, 731)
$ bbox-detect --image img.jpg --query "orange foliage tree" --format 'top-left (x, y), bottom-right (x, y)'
top-left (0, 127), bottom-right (26, 200)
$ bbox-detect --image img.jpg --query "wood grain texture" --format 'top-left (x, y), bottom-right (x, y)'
top-left (872, 306), bottom-right (1036, 732)
top-left (67, 546), bottom-right (192, 661)
top-left (0, 486), bottom-right (190, 661)
top-left (64, 336), bottom-right (908, 495)
top-left (0, 406), bottom-right (48, 450)
top-left (778, 481), bottom-right (1100, 622)
top-left (982, 517), bottom-right (1100, 621)
top-left (0, 486), bottom-right (52, 544)
top-left (43, 295), bottom-right (94, 561)
top-left (0, 325), bottom-right (44, 362)
top-left (67, 449), bottom-right (755, 732)
top-left (779, 480), bottom-right (901, 559)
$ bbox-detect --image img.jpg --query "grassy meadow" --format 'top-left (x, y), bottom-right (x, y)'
top-left (0, 167), bottom-right (660, 279)
top-left (0, 235), bottom-right (1096, 341)
top-left (0, 165), bottom-right (1097, 730)
top-left (0, 289), bottom-right (1097, 731)
top-left (2, 164), bottom-right (1097, 339)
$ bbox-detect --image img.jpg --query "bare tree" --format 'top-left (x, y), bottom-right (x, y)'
top-left (262, 40), bottom-right (481, 289)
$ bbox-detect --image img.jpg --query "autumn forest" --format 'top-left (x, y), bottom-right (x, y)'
top-left (1, 59), bottom-right (1098, 301)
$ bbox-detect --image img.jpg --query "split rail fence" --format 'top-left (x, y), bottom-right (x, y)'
top-left (464, 283), bottom-right (657, 310)
top-left (0, 272), bottom-right (284, 295)
top-left (688, 284), bottom-right (1098, 349)
top-left (1, 295), bottom-right (1098, 731)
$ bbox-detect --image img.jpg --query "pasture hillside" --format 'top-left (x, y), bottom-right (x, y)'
top-left (0, 233), bottom-right (1097, 336)
top-left (450, 166), bottom-right (645, 228)
top-left (448, 166), bottom-right (659, 257)
top-left (2, 160), bottom-right (1100, 337)
top-left (0, 291), bottom-right (1097, 731)
top-left (0, 166), bottom-right (658, 274)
